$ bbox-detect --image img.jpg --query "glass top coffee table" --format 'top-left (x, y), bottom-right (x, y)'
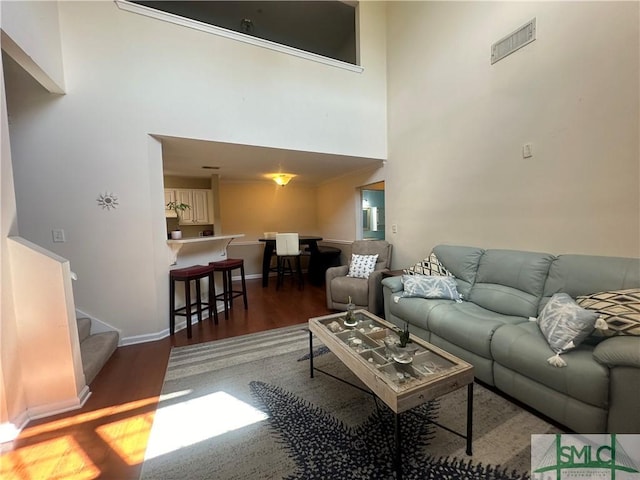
top-left (308, 309), bottom-right (474, 480)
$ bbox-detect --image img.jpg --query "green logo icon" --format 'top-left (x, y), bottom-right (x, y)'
top-left (532, 434), bottom-right (640, 479)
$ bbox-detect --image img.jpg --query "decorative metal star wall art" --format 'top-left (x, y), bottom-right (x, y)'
top-left (97, 192), bottom-right (119, 210)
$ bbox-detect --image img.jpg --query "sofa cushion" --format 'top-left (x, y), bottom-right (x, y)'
top-left (330, 276), bottom-right (368, 305)
top-left (576, 288), bottom-right (640, 337)
top-left (491, 322), bottom-right (609, 409)
top-left (537, 293), bottom-right (599, 355)
top-left (397, 274), bottom-right (462, 301)
top-left (468, 249), bottom-right (555, 318)
top-left (427, 302), bottom-right (528, 359)
top-left (432, 245), bottom-right (484, 298)
top-left (541, 254), bottom-right (640, 313)
top-left (388, 297), bottom-right (452, 332)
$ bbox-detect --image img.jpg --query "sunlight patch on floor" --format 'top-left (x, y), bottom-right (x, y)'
top-left (143, 391), bottom-right (269, 460)
top-left (18, 396), bottom-right (163, 439)
top-left (95, 410), bottom-right (156, 466)
top-left (0, 435), bottom-right (99, 480)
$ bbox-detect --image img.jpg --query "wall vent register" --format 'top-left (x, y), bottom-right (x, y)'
top-left (491, 18), bottom-right (536, 64)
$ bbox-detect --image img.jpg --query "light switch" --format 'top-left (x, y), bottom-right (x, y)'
top-left (392, 224), bottom-right (398, 234)
top-left (52, 228), bottom-right (66, 243)
top-left (523, 143), bottom-right (533, 159)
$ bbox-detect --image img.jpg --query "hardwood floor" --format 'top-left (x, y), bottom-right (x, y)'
top-left (2, 277), bottom-right (332, 480)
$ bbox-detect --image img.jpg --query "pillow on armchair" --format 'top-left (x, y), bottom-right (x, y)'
top-left (347, 254), bottom-right (379, 279)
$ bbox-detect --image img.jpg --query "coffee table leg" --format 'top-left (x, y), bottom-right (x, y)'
top-left (395, 413), bottom-right (402, 480)
top-left (466, 382), bottom-right (473, 456)
top-left (309, 330), bottom-right (314, 378)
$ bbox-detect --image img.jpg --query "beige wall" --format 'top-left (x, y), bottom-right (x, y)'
top-left (385, 1), bottom-right (640, 268)
top-left (219, 182), bottom-right (319, 240)
top-left (317, 166), bottom-right (387, 242)
top-left (220, 181), bottom-right (319, 276)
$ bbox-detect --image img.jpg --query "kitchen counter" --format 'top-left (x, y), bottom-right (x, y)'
top-left (167, 233), bottom-right (244, 265)
top-left (167, 234), bottom-right (242, 245)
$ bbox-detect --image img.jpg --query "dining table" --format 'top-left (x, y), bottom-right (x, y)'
top-left (258, 235), bottom-right (323, 287)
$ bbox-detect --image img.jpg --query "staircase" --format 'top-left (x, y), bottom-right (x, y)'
top-left (77, 317), bottom-right (119, 385)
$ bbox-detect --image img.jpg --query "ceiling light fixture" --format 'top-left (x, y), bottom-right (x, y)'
top-left (271, 173), bottom-right (295, 187)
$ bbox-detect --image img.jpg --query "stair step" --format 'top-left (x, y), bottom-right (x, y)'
top-left (77, 317), bottom-right (91, 343)
top-left (80, 331), bottom-right (119, 384)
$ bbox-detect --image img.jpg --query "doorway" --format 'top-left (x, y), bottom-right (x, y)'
top-left (361, 182), bottom-right (385, 240)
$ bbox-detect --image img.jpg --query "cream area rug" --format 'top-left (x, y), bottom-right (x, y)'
top-left (139, 325), bottom-right (562, 479)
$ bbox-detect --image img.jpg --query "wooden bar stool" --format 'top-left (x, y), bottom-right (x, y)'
top-left (169, 264), bottom-right (218, 339)
top-left (209, 258), bottom-right (248, 319)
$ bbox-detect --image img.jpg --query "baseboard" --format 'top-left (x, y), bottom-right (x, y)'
top-left (75, 308), bottom-right (123, 339)
top-left (120, 329), bottom-right (169, 346)
top-left (1, 385), bottom-right (93, 446)
top-left (119, 309), bottom-right (223, 346)
top-left (27, 385), bottom-right (92, 422)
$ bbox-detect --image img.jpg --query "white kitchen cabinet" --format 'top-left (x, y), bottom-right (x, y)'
top-left (165, 188), bottom-right (213, 225)
top-left (190, 189), bottom-right (212, 224)
top-left (164, 189), bottom-right (177, 217)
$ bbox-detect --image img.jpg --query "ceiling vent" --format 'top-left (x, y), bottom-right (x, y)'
top-left (491, 18), bottom-right (536, 64)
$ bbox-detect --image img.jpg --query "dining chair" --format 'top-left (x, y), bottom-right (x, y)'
top-left (264, 232), bottom-right (279, 276)
top-left (275, 233), bottom-right (304, 289)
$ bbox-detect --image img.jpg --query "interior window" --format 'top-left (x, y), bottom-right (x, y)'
top-left (131, 1), bottom-right (357, 65)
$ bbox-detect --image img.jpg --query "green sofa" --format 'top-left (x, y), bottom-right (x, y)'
top-left (382, 245), bottom-right (640, 433)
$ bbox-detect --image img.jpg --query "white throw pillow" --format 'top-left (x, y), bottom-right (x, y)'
top-left (347, 254), bottom-right (379, 279)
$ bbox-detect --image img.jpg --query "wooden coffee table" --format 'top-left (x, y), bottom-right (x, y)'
top-left (308, 309), bottom-right (474, 480)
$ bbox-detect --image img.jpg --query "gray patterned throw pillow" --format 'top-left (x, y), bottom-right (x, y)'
top-left (394, 274), bottom-right (462, 302)
top-left (537, 293), bottom-right (600, 367)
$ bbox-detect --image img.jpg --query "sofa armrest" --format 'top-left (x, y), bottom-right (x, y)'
top-left (593, 336), bottom-right (640, 368)
top-left (593, 336), bottom-right (640, 433)
top-left (367, 269), bottom-right (387, 315)
top-left (381, 276), bottom-right (404, 293)
top-left (326, 264), bottom-right (349, 282)
top-left (325, 265), bottom-right (350, 309)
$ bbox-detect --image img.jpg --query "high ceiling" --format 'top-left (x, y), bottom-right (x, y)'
top-left (159, 136), bottom-right (383, 185)
top-left (136, 1), bottom-right (372, 185)
top-left (3, 1), bottom-right (377, 187)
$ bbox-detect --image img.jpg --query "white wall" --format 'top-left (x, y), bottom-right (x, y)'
top-left (1, 0), bottom-right (69, 442)
top-left (5, 1), bottom-right (388, 339)
top-left (1, 0), bottom-right (65, 92)
top-left (0, 52), bottom-right (26, 443)
top-left (385, 2), bottom-right (639, 268)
